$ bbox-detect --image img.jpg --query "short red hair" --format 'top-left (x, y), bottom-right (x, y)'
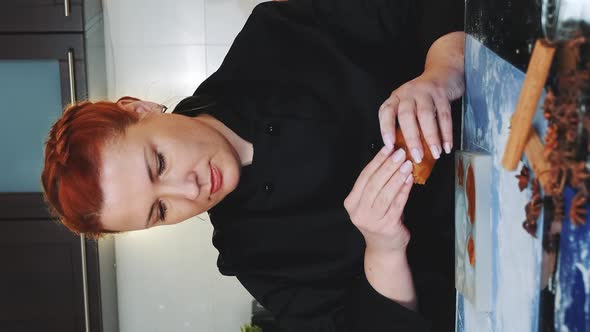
top-left (41, 97), bottom-right (140, 238)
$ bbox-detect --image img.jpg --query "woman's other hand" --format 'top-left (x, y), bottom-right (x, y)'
top-left (344, 147), bottom-right (418, 309)
top-left (378, 31), bottom-right (465, 164)
top-left (344, 146), bottom-right (414, 254)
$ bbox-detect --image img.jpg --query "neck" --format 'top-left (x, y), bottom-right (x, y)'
top-left (196, 114), bottom-right (253, 166)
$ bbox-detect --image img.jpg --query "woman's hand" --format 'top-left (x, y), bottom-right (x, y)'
top-left (379, 71), bottom-right (458, 164)
top-left (344, 146), bottom-right (414, 253)
top-left (379, 31), bottom-right (465, 164)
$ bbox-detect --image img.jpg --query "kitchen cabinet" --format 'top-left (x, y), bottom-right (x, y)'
top-left (0, 33), bottom-right (87, 106)
top-left (0, 194), bottom-right (102, 332)
top-left (0, 0), bottom-right (84, 33)
top-left (0, 0), bottom-right (113, 331)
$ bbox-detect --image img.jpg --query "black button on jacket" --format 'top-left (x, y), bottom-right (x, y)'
top-left (174, 1), bottom-right (463, 331)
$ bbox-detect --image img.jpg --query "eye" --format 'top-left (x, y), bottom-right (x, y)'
top-left (157, 152), bottom-right (166, 176)
top-left (158, 201), bottom-right (167, 223)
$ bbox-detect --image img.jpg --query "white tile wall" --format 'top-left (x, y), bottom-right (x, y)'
top-left (109, 45), bottom-right (207, 103)
top-left (103, 0), bottom-right (206, 46)
top-left (205, 0), bottom-right (260, 44)
top-left (115, 216), bottom-right (253, 332)
top-left (102, 1), bottom-right (271, 331)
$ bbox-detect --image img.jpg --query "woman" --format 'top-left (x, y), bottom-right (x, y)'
top-left (42, 0), bottom-right (464, 331)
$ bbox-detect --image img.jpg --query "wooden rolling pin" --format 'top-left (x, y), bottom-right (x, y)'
top-left (502, 40), bottom-right (556, 171)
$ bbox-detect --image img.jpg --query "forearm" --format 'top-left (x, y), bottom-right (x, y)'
top-left (423, 31), bottom-right (466, 101)
top-left (364, 247), bottom-right (417, 311)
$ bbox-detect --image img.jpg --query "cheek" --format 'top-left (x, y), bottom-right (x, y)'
top-left (177, 130), bottom-right (219, 158)
top-left (171, 199), bottom-right (211, 223)
top-left (224, 163), bottom-right (241, 192)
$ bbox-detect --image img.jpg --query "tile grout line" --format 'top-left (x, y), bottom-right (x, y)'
top-left (203, 0), bottom-right (209, 75)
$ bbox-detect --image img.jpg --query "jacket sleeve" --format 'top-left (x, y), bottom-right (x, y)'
top-left (236, 271), bottom-right (431, 332)
top-left (412, 0), bottom-right (465, 60)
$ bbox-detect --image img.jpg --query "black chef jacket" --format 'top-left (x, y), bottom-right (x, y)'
top-left (173, 1), bottom-right (463, 331)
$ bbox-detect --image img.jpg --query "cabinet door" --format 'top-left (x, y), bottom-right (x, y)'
top-left (0, 0), bottom-right (83, 33)
top-left (0, 34), bottom-right (86, 192)
top-left (0, 34), bottom-right (87, 106)
top-left (0, 32), bottom-right (101, 331)
top-left (0, 194), bottom-right (102, 332)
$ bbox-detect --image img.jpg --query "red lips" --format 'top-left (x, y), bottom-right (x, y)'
top-left (210, 164), bottom-right (222, 194)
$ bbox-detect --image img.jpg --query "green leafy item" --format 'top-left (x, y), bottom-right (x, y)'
top-left (240, 324), bottom-right (263, 332)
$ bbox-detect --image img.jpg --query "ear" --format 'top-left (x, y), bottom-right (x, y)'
top-left (116, 99), bottom-right (161, 114)
top-left (116, 98), bottom-right (138, 112)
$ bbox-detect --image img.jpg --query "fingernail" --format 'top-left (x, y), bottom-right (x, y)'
top-left (383, 134), bottom-right (394, 151)
top-left (400, 160), bottom-right (413, 174)
top-left (430, 145), bottom-right (441, 159)
top-left (392, 148), bottom-right (406, 162)
top-left (405, 174), bottom-right (414, 184)
top-left (410, 148), bottom-right (422, 164)
top-left (380, 146), bottom-right (392, 155)
top-left (444, 142), bottom-right (452, 154)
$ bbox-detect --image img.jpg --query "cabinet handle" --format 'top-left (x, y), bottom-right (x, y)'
top-left (69, 49), bottom-right (89, 332)
top-left (67, 50), bottom-right (77, 104)
top-left (80, 235), bottom-right (91, 332)
top-left (64, 0), bottom-right (71, 17)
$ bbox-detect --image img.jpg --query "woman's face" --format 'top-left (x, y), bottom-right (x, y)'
top-left (99, 103), bottom-right (241, 232)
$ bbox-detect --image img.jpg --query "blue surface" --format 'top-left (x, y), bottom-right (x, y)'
top-left (557, 187), bottom-right (590, 331)
top-left (458, 35), bottom-right (545, 332)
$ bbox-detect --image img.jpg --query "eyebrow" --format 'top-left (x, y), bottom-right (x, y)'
top-left (145, 147), bottom-right (156, 229)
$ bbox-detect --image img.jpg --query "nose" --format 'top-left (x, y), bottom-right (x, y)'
top-left (158, 172), bottom-right (199, 201)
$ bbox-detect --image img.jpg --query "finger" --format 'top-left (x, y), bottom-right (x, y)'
top-left (372, 160), bottom-right (414, 218)
top-left (397, 98), bottom-right (423, 164)
top-left (362, 151), bottom-right (410, 208)
top-left (433, 95), bottom-right (454, 154)
top-left (345, 146), bottom-right (394, 208)
top-left (415, 93), bottom-right (441, 159)
top-left (378, 95), bottom-right (400, 150)
top-left (384, 174), bottom-right (414, 221)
